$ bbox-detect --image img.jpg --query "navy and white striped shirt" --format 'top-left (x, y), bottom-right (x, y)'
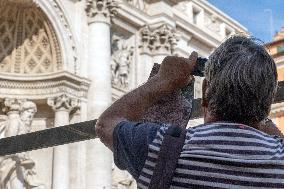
top-left (113, 121), bottom-right (284, 188)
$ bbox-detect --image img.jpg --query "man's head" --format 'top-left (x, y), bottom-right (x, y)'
top-left (202, 35), bottom-right (277, 126)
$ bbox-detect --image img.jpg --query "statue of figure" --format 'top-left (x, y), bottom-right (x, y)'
top-left (117, 48), bottom-right (132, 87)
top-left (111, 35), bottom-right (134, 89)
top-left (0, 100), bottom-right (45, 189)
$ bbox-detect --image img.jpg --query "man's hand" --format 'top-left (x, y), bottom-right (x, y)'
top-left (157, 52), bottom-right (198, 91)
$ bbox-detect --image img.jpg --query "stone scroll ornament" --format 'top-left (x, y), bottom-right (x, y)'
top-left (141, 58), bottom-right (207, 128)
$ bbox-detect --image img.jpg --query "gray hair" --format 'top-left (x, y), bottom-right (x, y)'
top-left (204, 35), bottom-right (277, 125)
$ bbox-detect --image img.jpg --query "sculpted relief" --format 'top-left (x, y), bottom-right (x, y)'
top-left (0, 100), bottom-right (45, 189)
top-left (111, 35), bottom-right (134, 90)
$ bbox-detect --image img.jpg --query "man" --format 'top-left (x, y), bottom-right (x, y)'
top-left (96, 36), bottom-right (284, 188)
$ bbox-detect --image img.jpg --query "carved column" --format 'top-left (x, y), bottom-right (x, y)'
top-left (85, 1), bottom-right (118, 188)
top-left (48, 94), bottom-right (79, 189)
top-left (151, 24), bottom-right (179, 63)
top-left (2, 99), bottom-right (24, 137)
top-left (2, 98), bottom-right (25, 189)
top-left (78, 100), bottom-right (87, 189)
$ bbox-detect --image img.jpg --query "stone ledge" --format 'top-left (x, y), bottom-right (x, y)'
top-left (0, 71), bottom-right (91, 100)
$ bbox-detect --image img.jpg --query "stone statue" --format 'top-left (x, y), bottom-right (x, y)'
top-left (111, 35), bottom-right (134, 89)
top-left (112, 163), bottom-right (136, 189)
top-left (0, 100), bottom-right (45, 189)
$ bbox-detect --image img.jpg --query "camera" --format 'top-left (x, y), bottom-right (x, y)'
top-left (181, 57), bottom-right (208, 102)
top-left (191, 57), bottom-right (208, 77)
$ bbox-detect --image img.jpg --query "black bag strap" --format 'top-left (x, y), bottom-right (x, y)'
top-left (148, 126), bottom-right (187, 189)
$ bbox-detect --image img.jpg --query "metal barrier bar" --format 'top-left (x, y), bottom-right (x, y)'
top-left (1, 81), bottom-right (284, 156)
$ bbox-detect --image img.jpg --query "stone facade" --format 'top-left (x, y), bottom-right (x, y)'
top-left (266, 27), bottom-right (284, 133)
top-left (0, 0), bottom-right (247, 188)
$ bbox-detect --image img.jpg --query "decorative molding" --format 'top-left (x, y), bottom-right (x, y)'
top-left (49, 0), bottom-right (78, 73)
top-left (0, 71), bottom-right (91, 100)
top-left (48, 94), bottom-right (80, 112)
top-left (86, 0), bottom-right (119, 24)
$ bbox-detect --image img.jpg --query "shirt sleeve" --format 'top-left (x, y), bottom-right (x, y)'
top-left (113, 121), bottom-right (162, 180)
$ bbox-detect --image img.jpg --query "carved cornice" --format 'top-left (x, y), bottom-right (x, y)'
top-left (86, 0), bottom-right (119, 24)
top-left (48, 94), bottom-right (80, 112)
top-left (139, 24), bottom-right (179, 55)
top-left (0, 71), bottom-right (91, 100)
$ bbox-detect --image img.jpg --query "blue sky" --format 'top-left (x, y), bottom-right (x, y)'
top-left (208, 0), bottom-right (284, 42)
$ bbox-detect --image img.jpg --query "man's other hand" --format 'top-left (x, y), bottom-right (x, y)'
top-left (157, 52), bottom-right (198, 91)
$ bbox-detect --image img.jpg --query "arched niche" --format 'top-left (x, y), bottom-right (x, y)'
top-left (0, 1), bottom-right (62, 74)
top-left (0, 0), bottom-right (89, 102)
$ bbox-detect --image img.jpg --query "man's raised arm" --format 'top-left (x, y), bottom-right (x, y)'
top-left (95, 53), bottom-right (197, 150)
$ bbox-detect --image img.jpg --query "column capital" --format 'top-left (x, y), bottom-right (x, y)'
top-left (139, 25), bottom-right (153, 54)
top-left (85, 0), bottom-right (119, 24)
top-left (2, 98), bottom-right (26, 114)
top-left (139, 24), bottom-right (179, 55)
top-left (151, 24), bottom-right (179, 55)
top-left (47, 94), bottom-right (80, 112)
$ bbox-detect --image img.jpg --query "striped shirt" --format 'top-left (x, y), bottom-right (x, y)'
top-left (113, 121), bottom-right (284, 189)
